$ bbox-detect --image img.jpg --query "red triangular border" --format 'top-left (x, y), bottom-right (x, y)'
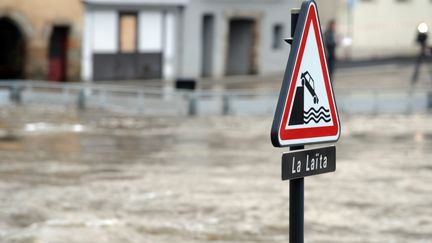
top-left (279, 3), bottom-right (339, 142)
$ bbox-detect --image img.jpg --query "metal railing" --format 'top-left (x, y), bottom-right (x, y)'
top-left (0, 80), bottom-right (431, 116)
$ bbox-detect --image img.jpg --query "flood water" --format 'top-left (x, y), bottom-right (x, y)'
top-left (1, 105), bottom-right (432, 243)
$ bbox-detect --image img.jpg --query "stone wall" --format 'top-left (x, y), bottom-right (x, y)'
top-left (0, 0), bottom-right (82, 80)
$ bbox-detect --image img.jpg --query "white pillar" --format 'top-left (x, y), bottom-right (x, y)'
top-left (163, 11), bottom-right (176, 80)
top-left (81, 9), bottom-right (93, 82)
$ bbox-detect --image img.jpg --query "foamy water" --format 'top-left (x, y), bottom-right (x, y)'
top-left (0, 107), bottom-right (432, 242)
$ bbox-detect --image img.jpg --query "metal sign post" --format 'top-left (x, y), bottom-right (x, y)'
top-left (288, 11), bottom-right (304, 243)
top-left (289, 145), bottom-right (304, 243)
top-left (271, 1), bottom-right (341, 242)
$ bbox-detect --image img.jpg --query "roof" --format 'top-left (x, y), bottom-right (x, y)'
top-left (83, 0), bottom-right (189, 6)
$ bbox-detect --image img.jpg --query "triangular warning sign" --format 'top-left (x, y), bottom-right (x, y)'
top-left (271, 0), bottom-right (340, 147)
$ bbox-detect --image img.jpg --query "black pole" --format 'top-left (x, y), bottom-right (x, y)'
top-left (291, 8), bottom-right (300, 37)
top-left (289, 9), bottom-right (303, 243)
top-left (289, 145), bottom-right (304, 243)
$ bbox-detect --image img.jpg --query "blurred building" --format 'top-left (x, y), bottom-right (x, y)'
top-left (0, 0), bottom-right (82, 81)
top-left (317, 0), bottom-right (432, 60)
top-left (2, 0), bottom-right (431, 82)
top-left (81, 0), bottom-right (295, 81)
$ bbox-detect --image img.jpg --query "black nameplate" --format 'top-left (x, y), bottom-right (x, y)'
top-left (282, 145), bottom-right (336, 180)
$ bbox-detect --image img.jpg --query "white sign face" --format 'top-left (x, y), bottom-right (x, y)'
top-left (271, 0), bottom-right (340, 147)
top-left (285, 22), bottom-right (333, 130)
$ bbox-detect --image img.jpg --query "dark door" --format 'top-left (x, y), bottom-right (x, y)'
top-left (201, 14), bottom-right (214, 77)
top-left (0, 18), bottom-right (25, 79)
top-left (226, 19), bottom-right (256, 75)
top-left (48, 26), bottom-right (69, 81)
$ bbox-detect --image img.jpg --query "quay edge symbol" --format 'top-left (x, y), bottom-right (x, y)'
top-left (271, 0), bottom-right (340, 147)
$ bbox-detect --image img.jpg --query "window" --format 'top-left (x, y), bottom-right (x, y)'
top-left (119, 13), bottom-right (137, 53)
top-left (273, 24), bottom-right (283, 49)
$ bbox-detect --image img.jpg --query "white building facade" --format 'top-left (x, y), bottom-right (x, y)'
top-left (317, 0), bottom-right (432, 60)
top-left (81, 0), bottom-right (296, 81)
top-left (81, 0), bottom-right (432, 82)
top-left (81, 0), bottom-right (185, 81)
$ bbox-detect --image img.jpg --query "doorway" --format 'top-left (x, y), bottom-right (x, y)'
top-left (201, 14), bottom-right (214, 77)
top-left (48, 26), bottom-right (69, 81)
top-left (0, 17), bottom-right (25, 79)
top-left (93, 12), bottom-right (163, 81)
top-left (226, 18), bottom-right (256, 76)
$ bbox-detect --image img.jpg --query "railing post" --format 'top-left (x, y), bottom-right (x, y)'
top-left (222, 94), bottom-right (230, 116)
top-left (138, 91), bottom-right (144, 114)
top-left (77, 89), bottom-right (86, 110)
top-left (10, 82), bottom-right (21, 105)
top-left (188, 92), bottom-right (197, 116)
top-left (426, 90), bottom-right (432, 110)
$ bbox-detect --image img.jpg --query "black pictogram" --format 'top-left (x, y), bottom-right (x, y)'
top-left (288, 71), bottom-right (330, 125)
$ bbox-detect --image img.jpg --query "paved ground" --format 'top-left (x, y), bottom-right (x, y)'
top-left (201, 61), bottom-right (432, 91)
top-left (95, 59), bottom-right (432, 92)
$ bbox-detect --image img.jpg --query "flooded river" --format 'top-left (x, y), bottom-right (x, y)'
top-left (1, 105), bottom-right (432, 243)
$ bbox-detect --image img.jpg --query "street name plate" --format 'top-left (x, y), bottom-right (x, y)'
top-left (282, 145), bottom-right (336, 180)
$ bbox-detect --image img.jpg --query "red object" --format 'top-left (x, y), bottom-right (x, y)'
top-left (48, 27), bottom-right (68, 81)
top-left (48, 58), bottom-right (62, 81)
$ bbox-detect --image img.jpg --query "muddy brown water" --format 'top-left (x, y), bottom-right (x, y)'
top-left (1, 106), bottom-right (432, 243)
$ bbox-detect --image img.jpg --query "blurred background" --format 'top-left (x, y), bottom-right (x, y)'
top-left (0, 0), bottom-right (432, 242)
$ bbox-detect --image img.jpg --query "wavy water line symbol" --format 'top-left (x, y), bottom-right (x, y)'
top-left (304, 116), bottom-right (331, 124)
top-left (303, 107), bottom-right (329, 115)
top-left (303, 111), bottom-right (330, 120)
top-left (303, 106), bottom-right (331, 124)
